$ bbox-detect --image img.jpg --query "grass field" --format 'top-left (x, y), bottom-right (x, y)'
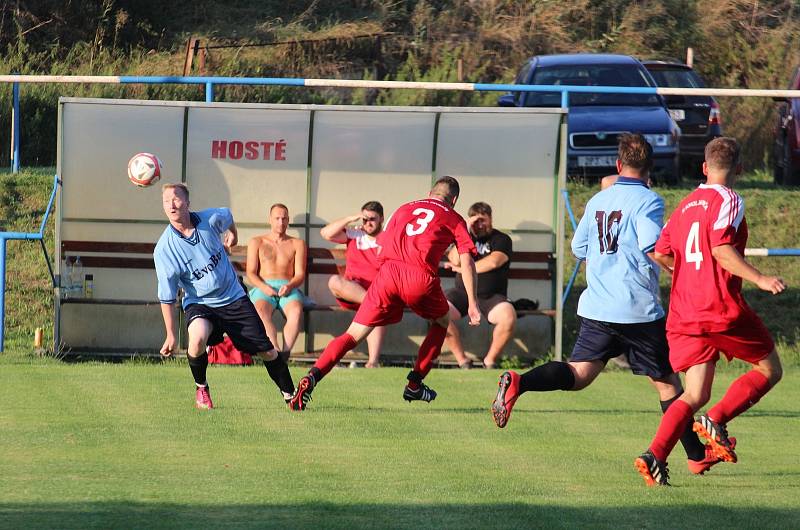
top-left (1, 360), bottom-right (798, 529)
top-left (1, 169), bottom-right (799, 528)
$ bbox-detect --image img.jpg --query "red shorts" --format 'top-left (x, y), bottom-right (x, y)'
top-left (667, 314), bottom-right (775, 372)
top-left (354, 261), bottom-right (449, 327)
top-left (335, 277), bottom-right (371, 311)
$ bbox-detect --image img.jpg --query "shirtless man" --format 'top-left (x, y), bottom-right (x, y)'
top-left (246, 203), bottom-right (307, 357)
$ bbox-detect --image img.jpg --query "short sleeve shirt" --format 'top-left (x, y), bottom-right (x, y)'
top-left (455, 229), bottom-right (513, 297)
top-left (343, 227), bottom-right (381, 283)
top-left (377, 197), bottom-right (476, 275)
top-left (571, 177), bottom-right (665, 323)
top-left (154, 208), bottom-right (245, 308)
top-left (656, 183), bottom-right (750, 333)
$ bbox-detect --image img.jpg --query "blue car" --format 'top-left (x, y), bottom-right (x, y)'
top-left (499, 53), bottom-right (681, 184)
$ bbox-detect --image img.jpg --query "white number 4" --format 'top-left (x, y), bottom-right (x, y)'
top-left (406, 208), bottom-right (435, 236)
top-left (685, 221), bottom-right (703, 270)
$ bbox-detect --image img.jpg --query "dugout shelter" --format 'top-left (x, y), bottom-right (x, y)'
top-left (55, 98), bottom-right (567, 361)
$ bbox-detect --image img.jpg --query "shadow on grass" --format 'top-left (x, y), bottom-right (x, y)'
top-left (1, 502), bottom-right (798, 529)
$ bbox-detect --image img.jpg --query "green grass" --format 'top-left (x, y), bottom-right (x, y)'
top-left (0, 361), bottom-right (798, 529)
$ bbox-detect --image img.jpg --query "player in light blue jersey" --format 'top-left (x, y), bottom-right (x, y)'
top-left (492, 135), bottom-right (714, 475)
top-left (155, 183), bottom-right (294, 410)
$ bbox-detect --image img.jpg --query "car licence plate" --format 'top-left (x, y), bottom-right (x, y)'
top-left (577, 155), bottom-right (616, 167)
top-left (669, 109), bottom-right (686, 121)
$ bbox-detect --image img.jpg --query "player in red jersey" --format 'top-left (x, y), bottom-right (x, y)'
top-left (289, 176), bottom-right (481, 410)
top-left (320, 201), bottom-right (386, 367)
top-left (635, 137), bottom-right (786, 486)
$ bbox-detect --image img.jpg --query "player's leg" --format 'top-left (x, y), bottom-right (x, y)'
top-left (186, 315), bottom-right (215, 409)
top-left (328, 275), bottom-right (367, 304)
top-left (401, 311), bottom-right (449, 403)
top-left (444, 302), bottom-right (470, 368)
top-left (224, 297), bottom-right (295, 403)
top-left (483, 298), bottom-right (516, 369)
top-left (635, 361), bottom-right (715, 485)
top-left (491, 316), bottom-right (612, 428)
top-left (647, 373), bottom-right (707, 466)
top-left (623, 318), bottom-right (707, 464)
top-left (364, 325), bottom-right (386, 368)
top-left (289, 320), bottom-right (374, 411)
top-left (279, 298), bottom-right (303, 353)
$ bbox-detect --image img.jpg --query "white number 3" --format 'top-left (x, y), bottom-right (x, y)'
top-left (406, 208), bottom-right (435, 236)
top-left (685, 221), bottom-right (703, 270)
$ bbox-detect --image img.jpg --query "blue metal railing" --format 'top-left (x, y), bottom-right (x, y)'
top-left (0, 174), bottom-right (59, 351)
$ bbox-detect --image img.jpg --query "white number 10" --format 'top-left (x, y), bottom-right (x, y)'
top-left (685, 221), bottom-right (703, 270)
top-left (406, 208), bottom-right (435, 236)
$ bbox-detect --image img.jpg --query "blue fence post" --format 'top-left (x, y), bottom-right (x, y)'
top-left (0, 236), bottom-right (6, 350)
top-left (205, 82), bottom-right (214, 102)
top-left (11, 81), bottom-right (20, 173)
top-left (561, 89), bottom-right (569, 109)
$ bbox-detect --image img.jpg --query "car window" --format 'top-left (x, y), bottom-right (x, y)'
top-left (523, 64), bottom-right (661, 107)
top-left (647, 68), bottom-right (705, 89)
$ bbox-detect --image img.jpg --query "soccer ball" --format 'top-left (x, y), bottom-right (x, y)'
top-left (127, 152), bottom-right (163, 187)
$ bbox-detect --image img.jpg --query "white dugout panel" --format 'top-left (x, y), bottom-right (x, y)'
top-left (56, 99), bottom-right (566, 359)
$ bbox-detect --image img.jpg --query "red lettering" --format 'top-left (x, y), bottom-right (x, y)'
top-left (275, 140), bottom-right (286, 161)
top-left (228, 141), bottom-right (243, 159)
top-left (211, 140), bottom-right (226, 159)
top-left (244, 141), bottom-right (259, 160)
top-left (261, 142), bottom-right (273, 160)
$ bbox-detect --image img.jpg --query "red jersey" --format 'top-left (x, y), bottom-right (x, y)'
top-left (377, 197), bottom-right (475, 275)
top-left (343, 227), bottom-right (380, 283)
top-left (655, 183), bottom-right (752, 334)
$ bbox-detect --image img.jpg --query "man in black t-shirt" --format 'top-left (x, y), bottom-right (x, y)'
top-left (444, 202), bottom-right (516, 369)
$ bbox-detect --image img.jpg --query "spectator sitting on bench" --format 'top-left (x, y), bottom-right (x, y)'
top-left (320, 201), bottom-right (386, 368)
top-left (247, 203), bottom-right (307, 359)
top-left (444, 201), bottom-right (516, 369)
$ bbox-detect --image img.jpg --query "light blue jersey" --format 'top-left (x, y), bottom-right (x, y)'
top-left (571, 177), bottom-right (664, 323)
top-left (154, 208), bottom-right (244, 308)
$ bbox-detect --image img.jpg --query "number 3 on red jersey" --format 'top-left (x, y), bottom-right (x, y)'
top-left (685, 221), bottom-right (704, 270)
top-left (406, 208), bottom-right (435, 236)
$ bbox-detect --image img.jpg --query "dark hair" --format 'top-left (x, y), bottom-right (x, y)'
top-left (269, 203), bottom-right (289, 214)
top-left (618, 133), bottom-right (653, 172)
top-left (361, 200), bottom-right (384, 217)
top-left (468, 201), bottom-right (492, 217)
top-left (705, 137), bottom-right (740, 171)
top-left (431, 175), bottom-right (460, 203)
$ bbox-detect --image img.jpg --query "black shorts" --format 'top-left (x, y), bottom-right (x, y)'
top-left (569, 316), bottom-right (673, 379)
top-left (184, 296), bottom-right (273, 354)
top-left (446, 288), bottom-right (511, 318)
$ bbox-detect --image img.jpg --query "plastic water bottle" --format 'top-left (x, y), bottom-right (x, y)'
top-left (72, 256), bottom-right (84, 298)
top-left (62, 257), bottom-right (73, 299)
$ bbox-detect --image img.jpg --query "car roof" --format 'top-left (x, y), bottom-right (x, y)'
top-left (531, 53), bottom-right (640, 66)
top-left (641, 60), bottom-right (692, 70)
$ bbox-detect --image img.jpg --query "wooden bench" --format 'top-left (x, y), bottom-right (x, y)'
top-left (59, 240), bottom-right (556, 359)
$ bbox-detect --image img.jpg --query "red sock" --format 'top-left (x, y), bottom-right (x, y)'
top-left (414, 323), bottom-right (447, 378)
top-left (708, 371), bottom-right (771, 424)
top-left (314, 333), bottom-right (357, 378)
top-left (649, 399), bottom-right (694, 462)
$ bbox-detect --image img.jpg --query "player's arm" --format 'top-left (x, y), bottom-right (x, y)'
top-left (222, 220), bottom-right (238, 251)
top-left (651, 251), bottom-right (674, 274)
top-left (459, 252), bottom-right (481, 326)
top-left (571, 211), bottom-right (589, 261)
top-left (281, 240), bottom-right (307, 294)
top-left (712, 244), bottom-right (786, 294)
top-left (159, 303), bottom-right (178, 357)
top-left (320, 214), bottom-right (361, 244)
top-left (155, 252), bottom-right (179, 356)
top-left (245, 238), bottom-right (277, 296)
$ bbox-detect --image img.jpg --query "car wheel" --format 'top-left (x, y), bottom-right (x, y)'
top-left (784, 140), bottom-right (800, 186)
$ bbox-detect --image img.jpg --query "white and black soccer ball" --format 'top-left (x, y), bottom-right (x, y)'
top-left (127, 152), bottom-right (163, 188)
